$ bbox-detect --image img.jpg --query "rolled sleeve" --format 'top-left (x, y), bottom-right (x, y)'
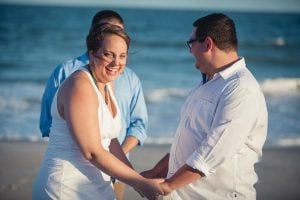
top-left (127, 84), bottom-right (148, 145)
top-left (127, 124), bottom-right (147, 146)
top-left (186, 150), bottom-right (215, 176)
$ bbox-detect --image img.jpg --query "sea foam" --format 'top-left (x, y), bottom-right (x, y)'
top-left (260, 78), bottom-right (300, 95)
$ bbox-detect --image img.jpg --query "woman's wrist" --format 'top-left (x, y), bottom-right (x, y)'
top-left (161, 179), bottom-right (174, 195)
top-left (132, 176), bottom-right (148, 189)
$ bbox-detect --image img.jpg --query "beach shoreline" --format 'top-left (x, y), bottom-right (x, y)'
top-left (0, 141), bottom-right (299, 200)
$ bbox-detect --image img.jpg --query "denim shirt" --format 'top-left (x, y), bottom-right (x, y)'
top-left (39, 53), bottom-right (148, 145)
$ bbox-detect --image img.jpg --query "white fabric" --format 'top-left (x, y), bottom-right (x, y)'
top-left (33, 67), bottom-right (121, 200)
top-left (167, 58), bottom-right (268, 199)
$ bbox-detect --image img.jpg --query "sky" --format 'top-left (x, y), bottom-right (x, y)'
top-left (1, 0), bottom-right (300, 13)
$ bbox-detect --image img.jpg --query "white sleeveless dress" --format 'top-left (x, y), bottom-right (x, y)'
top-left (33, 66), bottom-right (121, 200)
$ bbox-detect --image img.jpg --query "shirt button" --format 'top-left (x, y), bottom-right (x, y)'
top-left (232, 192), bottom-right (238, 198)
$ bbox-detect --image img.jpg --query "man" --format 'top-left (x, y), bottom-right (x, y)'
top-left (142, 13), bottom-right (268, 199)
top-left (39, 10), bottom-right (148, 200)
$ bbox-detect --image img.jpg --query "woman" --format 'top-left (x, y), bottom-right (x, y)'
top-left (33, 24), bottom-right (163, 200)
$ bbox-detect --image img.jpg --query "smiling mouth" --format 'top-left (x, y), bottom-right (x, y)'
top-left (105, 66), bottom-right (120, 74)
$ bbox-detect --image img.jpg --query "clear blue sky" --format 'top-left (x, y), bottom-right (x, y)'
top-left (2, 0), bottom-right (300, 13)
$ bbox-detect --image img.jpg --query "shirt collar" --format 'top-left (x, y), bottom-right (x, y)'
top-left (201, 57), bottom-right (246, 83)
top-left (218, 57), bottom-right (246, 80)
top-left (80, 52), bottom-right (89, 63)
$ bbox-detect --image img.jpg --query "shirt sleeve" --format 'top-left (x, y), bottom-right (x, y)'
top-left (39, 54), bottom-right (88, 137)
top-left (186, 85), bottom-right (262, 176)
top-left (126, 77), bottom-right (148, 146)
top-left (39, 64), bottom-right (66, 137)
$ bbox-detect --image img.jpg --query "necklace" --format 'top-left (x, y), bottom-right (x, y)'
top-left (88, 66), bottom-right (110, 105)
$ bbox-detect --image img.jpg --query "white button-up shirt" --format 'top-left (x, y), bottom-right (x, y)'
top-left (166, 58), bottom-right (268, 200)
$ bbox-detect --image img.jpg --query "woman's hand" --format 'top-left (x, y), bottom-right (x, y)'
top-left (160, 180), bottom-right (173, 196)
top-left (134, 178), bottom-right (164, 200)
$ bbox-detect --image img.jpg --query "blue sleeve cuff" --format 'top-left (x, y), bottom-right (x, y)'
top-left (127, 127), bottom-right (147, 146)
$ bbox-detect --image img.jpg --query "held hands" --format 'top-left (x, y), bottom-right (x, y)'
top-left (138, 170), bottom-right (174, 199)
top-left (159, 180), bottom-right (173, 196)
top-left (134, 178), bottom-right (164, 200)
top-left (134, 178), bottom-right (173, 199)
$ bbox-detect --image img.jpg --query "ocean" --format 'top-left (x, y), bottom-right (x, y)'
top-left (0, 4), bottom-right (299, 147)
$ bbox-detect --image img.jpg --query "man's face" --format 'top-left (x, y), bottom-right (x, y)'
top-left (189, 28), bottom-right (207, 73)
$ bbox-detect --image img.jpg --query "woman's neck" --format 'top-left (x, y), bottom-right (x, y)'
top-left (88, 65), bottom-right (107, 89)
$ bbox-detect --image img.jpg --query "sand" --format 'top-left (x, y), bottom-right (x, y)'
top-left (0, 141), bottom-right (299, 200)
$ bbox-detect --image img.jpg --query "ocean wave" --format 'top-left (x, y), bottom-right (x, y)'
top-left (276, 138), bottom-right (300, 147)
top-left (260, 78), bottom-right (300, 96)
top-left (0, 82), bottom-right (43, 111)
top-left (0, 134), bottom-right (48, 143)
top-left (145, 88), bottom-right (188, 103)
top-left (239, 36), bottom-right (300, 50)
top-left (0, 96), bottom-right (41, 111)
top-left (0, 97), bottom-right (29, 111)
top-left (144, 78), bottom-right (300, 103)
top-left (272, 37), bottom-right (285, 46)
top-left (144, 137), bottom-right (173, 145)
top-left (1, 134), bottom-right (300, 148)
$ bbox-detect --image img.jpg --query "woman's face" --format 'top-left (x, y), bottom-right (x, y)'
top-left (90, 34), bottom-right (128, 83)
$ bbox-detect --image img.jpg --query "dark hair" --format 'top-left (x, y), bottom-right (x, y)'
top-left (86, 23), bottom-right (131, 52)
top-left (193, 13), bottom-right (238, 51)
top-left (91, 10), bottom-right (124, 27)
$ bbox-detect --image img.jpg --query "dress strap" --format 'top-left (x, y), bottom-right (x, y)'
top-left (78, 66), bottom-right (101, 101)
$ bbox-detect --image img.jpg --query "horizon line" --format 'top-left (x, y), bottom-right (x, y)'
top-left (1, 2), bottom-right (300, 14)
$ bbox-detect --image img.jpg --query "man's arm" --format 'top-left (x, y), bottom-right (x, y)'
top-left (125, 76), bottom-right (148, 147)
top-left (141, 153), bottom-right (170, 179)
top-left (161, 164), bottom-right (204, 195)
top-left (39, 69), bottom-right (61, 137)
top-left (116, 68), bottom-right (148, 153)
top-left (121, 136), bottom-right (139, 154)
top-left (39, 53), bottom-right (89, 137)
top-left (109, 138), bottom-right (133, 168)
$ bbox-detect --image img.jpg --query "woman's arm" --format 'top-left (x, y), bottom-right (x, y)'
top-left (58, 72), bottom-right (163, 199)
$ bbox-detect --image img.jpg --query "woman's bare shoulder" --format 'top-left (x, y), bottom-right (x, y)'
top-left (58, 70), bottom-right (94, 98)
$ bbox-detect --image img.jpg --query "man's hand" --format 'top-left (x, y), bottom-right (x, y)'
top-left (134, 178), bottom-right (165, 200)
top-left (160, 180), bottom-right (173, 196)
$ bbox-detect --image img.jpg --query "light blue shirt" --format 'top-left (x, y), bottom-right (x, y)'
top-left (39, 53), bottom-right (148, 145)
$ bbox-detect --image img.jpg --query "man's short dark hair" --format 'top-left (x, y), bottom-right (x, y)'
top-left (193, 13), bottom-right (238, 51)
top-left (91, 10), bottom-right (124, 27)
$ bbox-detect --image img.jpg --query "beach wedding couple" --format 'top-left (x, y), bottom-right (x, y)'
top-left (32, 9), bottom-right (268, 200)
